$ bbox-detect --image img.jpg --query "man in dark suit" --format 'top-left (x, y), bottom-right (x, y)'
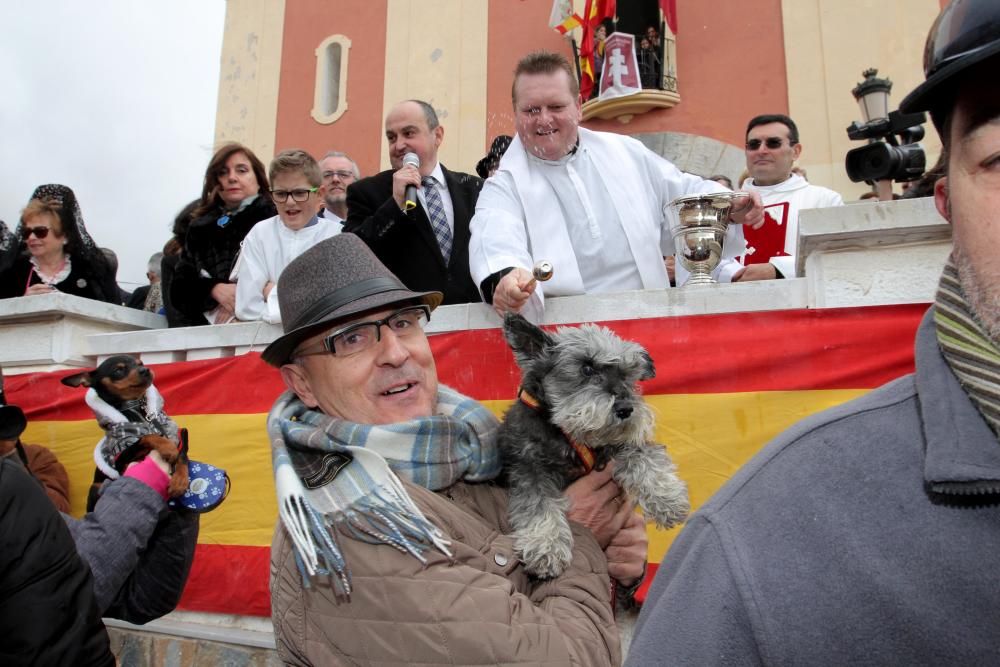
top-left (344, 99), bottom-right (483, 305)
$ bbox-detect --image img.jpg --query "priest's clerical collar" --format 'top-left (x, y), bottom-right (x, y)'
top-left (527, 137), bottom-right (582, 167)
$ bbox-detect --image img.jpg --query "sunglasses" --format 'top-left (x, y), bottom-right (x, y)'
top-left (20, 226), bottom-right (54, 240)
top-left (746, 137), bottom-right (792, 151)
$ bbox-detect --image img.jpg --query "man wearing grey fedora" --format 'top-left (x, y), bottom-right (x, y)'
top-left (264, 233), bottom-right (644, 665)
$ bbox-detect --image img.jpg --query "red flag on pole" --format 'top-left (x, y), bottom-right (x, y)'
top-left (579, 0), bottom-right (617, 100)
top-left (660, 0), bottom-right (678, 35)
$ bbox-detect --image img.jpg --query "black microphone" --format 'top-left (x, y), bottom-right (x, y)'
top-left (403, 152), bottom-right (420, 211)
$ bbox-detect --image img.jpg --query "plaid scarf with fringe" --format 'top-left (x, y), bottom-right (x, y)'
top-left (267, 384), bottom-right (501, 600)
top-left (935, 254), bottom-right (1000, 437)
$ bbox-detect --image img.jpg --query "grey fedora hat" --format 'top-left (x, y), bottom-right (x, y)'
top-left (261, 234), bottom-right (443, 366)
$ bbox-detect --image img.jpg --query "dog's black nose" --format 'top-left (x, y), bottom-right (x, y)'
top-left (615, 406), bottom-right (633, 420)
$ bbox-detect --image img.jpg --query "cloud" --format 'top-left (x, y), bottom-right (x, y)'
top-left (0, 1), bottom-right (225, 288)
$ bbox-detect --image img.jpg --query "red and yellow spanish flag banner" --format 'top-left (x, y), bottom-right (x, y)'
top-left (549, 0), bottom-right (582, 35)
top-left (6, 304), bottom-right (927, 615)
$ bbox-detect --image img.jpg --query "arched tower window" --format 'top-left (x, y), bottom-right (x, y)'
top-left (311, 35), bottom-right (351, 124)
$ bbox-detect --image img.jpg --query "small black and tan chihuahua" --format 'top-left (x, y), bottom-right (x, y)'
top-left (62, 355), bottom-right (188, 510)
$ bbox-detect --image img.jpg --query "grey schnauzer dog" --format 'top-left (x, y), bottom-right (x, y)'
top-left (498, 313), bottom-right (690, 579)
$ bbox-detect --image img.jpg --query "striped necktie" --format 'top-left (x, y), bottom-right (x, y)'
top-left (422, 176), bottom-right (452, 263)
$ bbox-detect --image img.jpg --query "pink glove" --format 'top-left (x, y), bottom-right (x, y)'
top-left (124, 455), bottom-right (170, 501)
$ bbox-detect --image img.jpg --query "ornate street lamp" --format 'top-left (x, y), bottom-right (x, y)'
top-left (852, 68), bottom-right (892, 124)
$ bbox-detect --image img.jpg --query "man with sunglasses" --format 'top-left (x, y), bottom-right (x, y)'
top-left (262, 233), bottom-right (640, 665)
top-left (234, 149), bottom-right (340, 324)
top-left (735, 114), bottom-right (843, 282)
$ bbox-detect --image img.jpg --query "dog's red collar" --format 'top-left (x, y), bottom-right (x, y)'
top-left (517, 387), bottom-right (597, 474)
top-left (517, 387), bottom-right (542, 410)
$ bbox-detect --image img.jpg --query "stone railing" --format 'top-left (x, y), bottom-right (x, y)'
top-left (0, 196), bottom-right (949, 375)
top-left (0, 293), bottom-right (164, 375)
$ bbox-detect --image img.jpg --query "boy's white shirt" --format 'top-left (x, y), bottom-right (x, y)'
top-left (234, 214), bottom-right (341, 323)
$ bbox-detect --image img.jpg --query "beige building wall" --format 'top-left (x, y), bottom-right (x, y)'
top-left (214, 0), bottom-right (286, 164)
top-left (782, 0), bottom-right (942, 200)
top-left (381, 0), bottom-right (489, 174)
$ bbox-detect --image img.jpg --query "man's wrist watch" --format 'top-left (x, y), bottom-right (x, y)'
top-left (617, 561), bottom-right (647, 606)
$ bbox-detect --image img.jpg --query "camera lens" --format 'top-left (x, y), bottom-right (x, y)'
top-left (846, 143), bottom-right (926, 183)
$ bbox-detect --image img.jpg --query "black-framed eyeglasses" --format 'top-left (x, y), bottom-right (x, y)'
top-left (20, 226), bottom-right (52, 240)
top-left (746, 137), bottom-right (792, 151)
top-left (270, 187), bottom-right (318, 203)
top-left (322, 170), bottom-right (356, 181)
top-left (295, 305), bottom-right (431, 358)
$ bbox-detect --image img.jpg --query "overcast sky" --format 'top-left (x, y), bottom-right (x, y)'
top-left (0, 1), bottom-right (226, 288)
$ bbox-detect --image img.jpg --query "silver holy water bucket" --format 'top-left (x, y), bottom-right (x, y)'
top-left (666, 192), bottom-right (748, 286)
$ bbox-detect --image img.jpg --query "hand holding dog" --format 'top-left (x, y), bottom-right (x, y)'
top-left (605, 511), bottom-right (647, 586)
top-left (564, 464), bottom-right (632, 549)
top-left (129, 450), bottom-right (171, 476)
top-left (493, 268), bottom-right (536, 317)
top-left (123, 451), bottom-right (172, 501)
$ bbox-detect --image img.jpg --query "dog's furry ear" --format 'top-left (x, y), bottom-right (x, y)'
top-left (503, 313), bottom-right (554, 367)
top-left (640, 351), bottom-right (656, 380)
top-left (61, 370), bottom-right (94, 388)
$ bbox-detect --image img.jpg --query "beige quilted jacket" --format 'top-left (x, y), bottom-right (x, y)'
top-left (270, 480), bottom-right (620, 666)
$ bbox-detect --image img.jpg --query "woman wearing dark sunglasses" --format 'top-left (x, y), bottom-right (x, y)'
top-left (0, 184), bottom-right (118, 302)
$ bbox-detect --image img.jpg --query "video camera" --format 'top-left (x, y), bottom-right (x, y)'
top-left (844, 69), bottom-right (927, 184)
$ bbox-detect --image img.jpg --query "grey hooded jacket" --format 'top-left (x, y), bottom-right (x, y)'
top-left (65, 476), bottom-right (200, 623)
top-left (628, 309), bottom-right (1000, 666)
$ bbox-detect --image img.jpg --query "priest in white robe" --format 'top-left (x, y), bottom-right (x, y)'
top-left (469, 52), bottom-right (762, 321)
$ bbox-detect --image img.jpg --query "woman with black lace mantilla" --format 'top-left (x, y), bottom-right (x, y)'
top-left (0, 184), bottom-right (118, 303)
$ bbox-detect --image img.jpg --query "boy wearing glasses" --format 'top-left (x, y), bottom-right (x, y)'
top-left (735, 114), bottom-right (843, 282)
top-left (235, 149), bottom-right (341, 324)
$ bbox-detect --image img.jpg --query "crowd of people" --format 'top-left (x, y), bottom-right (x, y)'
top-left (0, 30), bottom-right (901, 326)
top-left (1, 57), bottom-right (767, 324)
top-left (3, 1), bottom-right (999, 663)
